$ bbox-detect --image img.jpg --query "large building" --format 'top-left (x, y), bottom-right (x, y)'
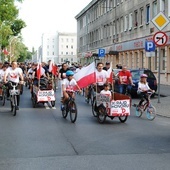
top-left (40, 32), bottom-right (77, 64)
top-left (75, 0), bottom-right (170, 85)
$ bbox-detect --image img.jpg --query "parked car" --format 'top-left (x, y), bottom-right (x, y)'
top-left (114, 68), bottom-right (157, 97)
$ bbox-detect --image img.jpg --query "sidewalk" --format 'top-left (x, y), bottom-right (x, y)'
top-left (151, 84), bottom-right (170, 118)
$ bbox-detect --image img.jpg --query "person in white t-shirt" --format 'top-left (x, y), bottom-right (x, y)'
top-left (4, 61), bottom-right (24, 110)
top-left (100, 83), bottom-right (112, 98)
top-left (95, 62), bottom-right (109, 93)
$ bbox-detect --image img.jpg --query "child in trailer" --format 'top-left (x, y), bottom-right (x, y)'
top-left (137, 74), bottom-right (155, 106)
top-left (61, 70), bottom-right (81, 110)
top-left (100, 82), bottom-right (112, 99)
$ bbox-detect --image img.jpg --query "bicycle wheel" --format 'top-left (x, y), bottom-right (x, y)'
top-left (69, 101), bottom-right (77, 123)
top-left (62, 104), bottom-right (68, 118)
top-left (90, 88), bottom-right (94, 105)
top-left (146, 105), bottom-right (156, 120)
top-left (32, 93), bottom-right (37, 108)
top-left (2, 90), bottom-right (6, 106)
top-left (12, 95), bottom-right (17, 116)
top-left (92, 96), bottom-right (97, 117)
top-left (97, 104), bottom-right (106, 123)
top-left (135, 105), bottom-right (143, 117)
top-left (119, 116), bottom-right (128, 123)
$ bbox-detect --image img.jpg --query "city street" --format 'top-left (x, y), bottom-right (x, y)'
top-left (0, 86), bottom-right (170, 170)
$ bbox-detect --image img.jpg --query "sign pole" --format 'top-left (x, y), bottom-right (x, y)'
top-left (158, 47), bottom-right (161, 103)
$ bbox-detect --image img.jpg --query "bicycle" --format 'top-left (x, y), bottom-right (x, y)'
top-left (135, 91), bottom-right (156, 120)
top-left (9, 81), bottom-right (20, 116)
top-left (61, 90), bottom-right (78, 123)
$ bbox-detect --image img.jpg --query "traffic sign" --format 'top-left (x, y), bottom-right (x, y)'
top-left (145, 41), bottom-right (155, 52)
top-left (98, 48), bottom-right (105, 57)
top-left (152, 12), bottom-right (169, 30)
top-left (153, 31), bottom-right (168, 47)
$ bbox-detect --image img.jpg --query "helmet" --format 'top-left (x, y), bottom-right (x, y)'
top-left (66, 70), bottom-right (74, 76)
top-left (140, 74), bottom-right (148, 78)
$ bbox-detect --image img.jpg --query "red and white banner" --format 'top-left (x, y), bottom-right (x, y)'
top-left (110, 99), bottom-right (130, 116)
top-left (74, 62), bottom-right (96, 88)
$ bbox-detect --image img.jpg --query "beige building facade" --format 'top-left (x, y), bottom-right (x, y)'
top-left (75, 0), bottom-right (170, 85)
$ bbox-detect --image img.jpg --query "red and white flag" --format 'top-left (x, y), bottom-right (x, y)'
top-left (37, 62), bottom-right (41, 80)
top-left (107, 62), bottom-right (113, 83)
top-left (36, 61), bottom-right (45, 79)
top-left (74, 62), bottom-right (96, 88)
top-left (49, 61), bottom-right (58, 76)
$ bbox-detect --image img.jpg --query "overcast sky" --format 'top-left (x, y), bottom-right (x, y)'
top-left (17, 0), bottom-right (92, 50)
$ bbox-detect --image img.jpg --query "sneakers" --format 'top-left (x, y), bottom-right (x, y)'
top-left (16, 106), bottom-right (19, 110)
top-left (61, 104), bottom-right (65, 111)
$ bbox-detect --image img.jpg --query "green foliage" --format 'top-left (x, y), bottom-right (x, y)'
top-left (0, 0), bottom-right (26, 49)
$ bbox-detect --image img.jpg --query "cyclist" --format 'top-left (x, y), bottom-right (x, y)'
top-left (3, 61), bottom-right (24, 110)
top-left (61, 70), bottom-right (81, 109)
top-left (118, 65), bottom-right (134, 94)
top-left (58, 63), bottom-right (70, 101)
top-left (137, 74), bottom-right (155, 106)
top-left (85, 62), bottom-right (109, 102)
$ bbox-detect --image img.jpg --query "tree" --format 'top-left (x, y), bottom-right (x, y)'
top-left (0, 0), bottom-right (26, 50)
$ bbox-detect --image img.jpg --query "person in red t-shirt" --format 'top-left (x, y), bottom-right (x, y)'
top-left (118, 65), bottom-right (134, 94)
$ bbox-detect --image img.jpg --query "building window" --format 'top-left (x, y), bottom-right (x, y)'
top-left (120, 17), bottom-right (123, 33)
top-left (140, 8), bottom-right (143, 26)
top-left (129, 13), bottom-right (132, 30)
top-left (153, 1), bottom-right (157, 17)
top-left (53, 52), bottom-right (54, 55)
top-left (124, 15), bottom-right (128, 31)
top-left (47, 51), bottom-right (49, 55)
top-left (71, 58), bottom-right (73, 62)
top-left (160, 0), bottom-right (165, 13)
top-left (47, 45), bottom-right (49, 49)
top-left (66, 38), bottom-right (69, 42)
top-left (66, 45), bottom-right (68, 48)
top-left (66, 52), bottom-right (68, 55)
top-left (146, 5), bottom-right (150, 24)
top-left (71, 38), bottom-right (74, 42)
top-left (71, 52), bottom-right (73, 55)
top-left (134, 10), bottom-right (138, 27)
top-left (71, 45), bottom-right (73, 49)
top-left (61, 52), bottom-right (63, 55)
top-left (61, 58), bottom-right (63, 62)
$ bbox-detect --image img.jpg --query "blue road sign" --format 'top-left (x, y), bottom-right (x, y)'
top-left (145, 41), bottom-right (155, 52)
top-left (98, 48), bottom-right (105, 57)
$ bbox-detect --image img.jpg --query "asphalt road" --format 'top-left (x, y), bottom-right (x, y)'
top-left (0, 86), bottom-right (170, 170)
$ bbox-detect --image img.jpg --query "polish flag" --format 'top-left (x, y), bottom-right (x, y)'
top-left (74, 62), bottom-right (96, 88)
top-left (37, 62), bottom-right (41, 79)
top-left (107, 62), bottom-right (113, 83)
top-left (36, 61), bottom-right (45, 79)
top-left (49, 61), bottom-right (58, 76)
